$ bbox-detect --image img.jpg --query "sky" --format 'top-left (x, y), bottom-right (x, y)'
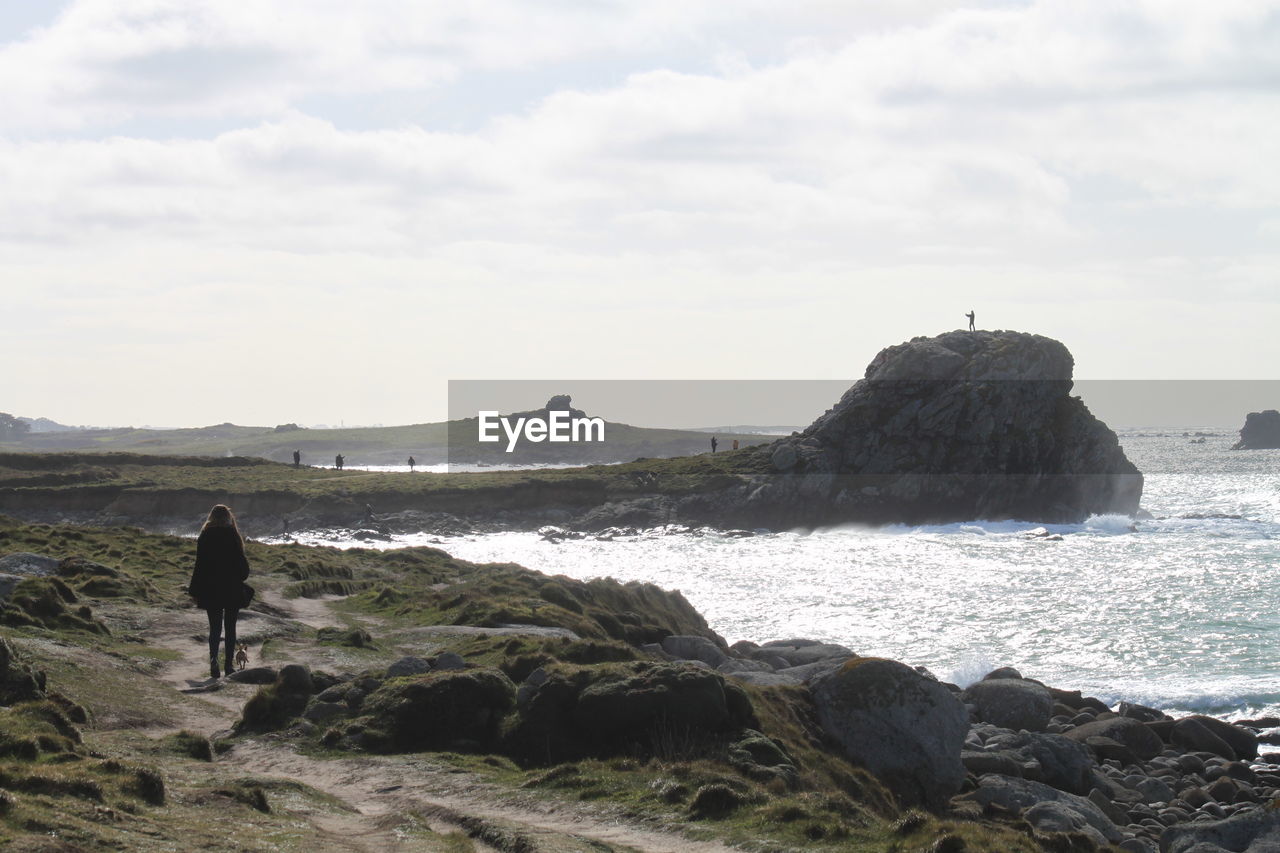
top-left (2, 0), bottom-right (1278, 428)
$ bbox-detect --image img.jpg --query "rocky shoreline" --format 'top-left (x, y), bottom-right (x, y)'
top-left (3, 514), bottom-right (1280, 851)
top-left (590, 640), bottom-right (1280, 852)
top-left (225, 624), bottom-right (1280, 853)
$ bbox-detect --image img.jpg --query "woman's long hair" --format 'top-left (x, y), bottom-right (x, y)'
top-left (201, 504), bottom-right (243, 542)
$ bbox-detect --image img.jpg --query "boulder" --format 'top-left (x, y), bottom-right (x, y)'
top-left (362, 668), bottom-right (515, 751)
top-left (660, 636), bottom-right (728, 668)
top-left (1133, 776), bottom-right (1176, 805)
top-left (1023, 800), bottom-right (1113, 848)
top-left (961, 750), bottom-right (1029, 778)
top-left (303, 700), bottom-right (346, 724)
top-left (724, 671), bottom-right (801, 687)
top-left (964, 775), bottom-right (1123, 844)
top-left (706, 330), bottom-right (1143, 528)
top-left (1085, 735), bottom-right (1137, 766)
top-left (505, 662), bottom-right (754, 763)
top-left (1065, 717), bottom-right (1164, 761)
top-left (1118, 701), bottom-right (1169, 723)
top-left (727, 730), bottom-right (798, 787)
top-left (962, 678), bottom-right (1054, 732)
top-left (236, 664), bottom-right (316, 732)
top-left (574, 663), bottom-right (746, 743)
top-left (766, 642), bottom-right (855, 667)
top-left (716, 659), bottom-right (775, 674)
top-left (386, 656), bottom-right (432, 678)
top-left (776, 658), bottom-right (849, 684)
top-left (1047, 686), bottom-right (1110, 714)
top-left (1233, 410), bottom-right (1280, 450)
top-left (0, 553), bottom-right (59, 577)
top-left (1161, 808), bottom-right (1280, 853)
top-left (433, 652), bottom-right (466, 671)
top-left (1171, 717), bottom-right (1237, 760)
top-left (1185, 715), bottom-right (1258, 760)
top-left (810, 657), bottom-right (968, 810)
top-left (227, 666), bottom-right (277, 685)
top-left (983, 730), bottom-right (1095, 794)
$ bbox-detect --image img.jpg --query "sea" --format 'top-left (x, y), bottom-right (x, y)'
top-left (281, 432), bottom-right (1280, 720)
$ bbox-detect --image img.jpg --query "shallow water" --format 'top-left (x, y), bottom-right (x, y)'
top-left (284, 433), bottom-right (1280, 719)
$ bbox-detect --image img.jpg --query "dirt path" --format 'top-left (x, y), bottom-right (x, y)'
top-left (145, 594), bottom-right (737, 853)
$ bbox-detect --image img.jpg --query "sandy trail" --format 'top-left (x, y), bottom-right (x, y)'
top-left (143, 594), bottom-right (736, 853)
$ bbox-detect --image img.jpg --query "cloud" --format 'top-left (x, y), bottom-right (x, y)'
top-left (1, 0), bottom-right (1278, 424)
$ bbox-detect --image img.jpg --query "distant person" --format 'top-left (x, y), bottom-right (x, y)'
top-left (711, 436), bottom-right (718, 453)
top-left (335, 453), bottom-right (344, 470)
top-left (187, 504), bottom-right (250, 680)
top-left (966, 310), bottom-right (976, 331)
top-left (408, 456), bottom-right (416, 472)
top-left (292, 449), bottom-right (301, 467)
top-left (732, 439), bottom-right (739, 451)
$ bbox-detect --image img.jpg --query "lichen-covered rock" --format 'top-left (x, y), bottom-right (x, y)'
top-left (810, 657), bottom-right (968, 810)
top-left (361, 668), bottom-right (515, 752)
top-left (962, 678), bottom-right (1053, 732)
top-left (0, 553), bottom-right (59, 579)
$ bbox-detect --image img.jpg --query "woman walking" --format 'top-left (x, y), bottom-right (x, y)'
top-left (188, 504), bottom-right (250, 679)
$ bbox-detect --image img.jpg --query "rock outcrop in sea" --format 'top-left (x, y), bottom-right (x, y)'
top-left (686, 329), bottom-right (1143, 527)
top-left (1233, 410), bottom-right (1280, 450)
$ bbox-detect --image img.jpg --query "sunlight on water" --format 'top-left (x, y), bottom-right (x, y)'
top-left (286, 434), bottom-right (1280, 718)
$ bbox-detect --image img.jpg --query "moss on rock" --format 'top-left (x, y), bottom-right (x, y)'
top-left (361, 668), bottom-right (516, 752)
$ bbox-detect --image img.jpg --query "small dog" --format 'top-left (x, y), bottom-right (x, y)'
top-left (234, 644), bottom-right (250, 671)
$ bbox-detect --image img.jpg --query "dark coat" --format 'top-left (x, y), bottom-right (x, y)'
top-left (188, 526), bottom-right (250, 610)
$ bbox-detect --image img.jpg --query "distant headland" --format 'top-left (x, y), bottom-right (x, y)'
top-left (0, 330), bottom-right (1143, 534)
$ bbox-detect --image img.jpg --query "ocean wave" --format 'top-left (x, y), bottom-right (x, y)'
top-left (872, 513), bottom-right (1136, 538)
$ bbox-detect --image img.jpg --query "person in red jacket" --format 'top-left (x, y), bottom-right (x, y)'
top-left (188, 504), bottom-right (250, 679)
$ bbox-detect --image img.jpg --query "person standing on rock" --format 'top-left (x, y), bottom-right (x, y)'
top-left (408, 456), bottom-right (415, 472)
top-left (292, 449), bottom-right (301, 467)
top-left (711, 436), bottom-right (718, 453)
top-left (966, 310), bottom-right (976, 331)
top-left (335, 453), bottom-right (344, 470)
top-left (187, 504), bottom-right (251, 679)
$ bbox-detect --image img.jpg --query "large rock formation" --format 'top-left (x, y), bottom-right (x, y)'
top-left (692, 330), bottom-right (1142, 526)
top-left (1233, 410), bottom-right (1280, 449)
top-left (810, 657), bottom-right (968, 810)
